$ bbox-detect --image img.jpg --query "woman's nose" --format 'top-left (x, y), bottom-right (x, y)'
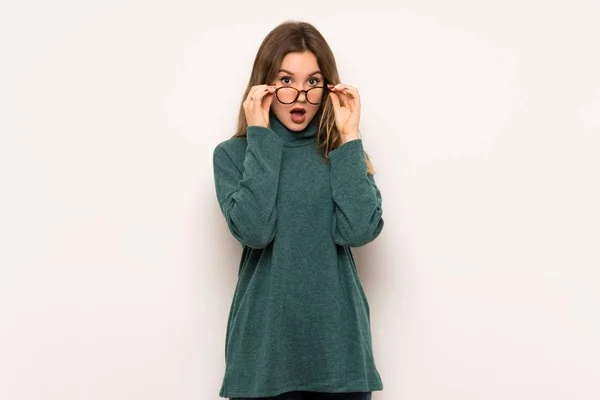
top-left (297, 90), bottom-right (307, 102)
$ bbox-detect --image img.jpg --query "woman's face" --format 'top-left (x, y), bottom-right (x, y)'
top-left (270, 51), bottom-right (324, 131)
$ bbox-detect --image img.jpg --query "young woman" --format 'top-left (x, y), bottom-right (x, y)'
top-left (212, 20), bottom-right (385, 400)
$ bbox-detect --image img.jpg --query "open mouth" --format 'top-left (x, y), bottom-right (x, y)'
top-left (290, 107), bottom-right (306, 116)
top-left (289, 107), bottom-right (307, 124)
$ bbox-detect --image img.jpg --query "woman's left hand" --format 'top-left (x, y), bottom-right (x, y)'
top-left (328, 83), bottom-right (361, 143)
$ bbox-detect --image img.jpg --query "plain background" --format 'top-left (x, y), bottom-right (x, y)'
top-left (1, 1), bottom-right (599, 399)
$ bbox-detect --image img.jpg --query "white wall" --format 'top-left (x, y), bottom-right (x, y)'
top-left (1, 1), bottom-right (599, 399)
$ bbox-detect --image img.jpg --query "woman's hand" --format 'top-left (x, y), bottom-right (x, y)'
top-left (328, 83), bottom-right (362, 143)
top-left (243, 84), bottom-right (276, 128)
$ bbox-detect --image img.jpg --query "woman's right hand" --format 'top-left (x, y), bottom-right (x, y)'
top-left (243, 84), bottom-right (276, 128)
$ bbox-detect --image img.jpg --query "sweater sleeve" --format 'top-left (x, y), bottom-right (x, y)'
top-left (212, 126), bottom-right (284, 249)
top-left (329, 139), bottom-right (384, 247)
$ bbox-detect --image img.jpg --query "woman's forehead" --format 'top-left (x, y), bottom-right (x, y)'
top-left (279, 51), bottom-right (320, 73)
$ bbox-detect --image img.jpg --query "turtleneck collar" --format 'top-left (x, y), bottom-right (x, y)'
top-left (269, 110), bottom-right (319, 147)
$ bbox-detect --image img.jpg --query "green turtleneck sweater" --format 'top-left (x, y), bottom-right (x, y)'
top-left (212, 111), bottom-right (384, 398)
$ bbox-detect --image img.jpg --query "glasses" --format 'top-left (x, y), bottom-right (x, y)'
top-left (274, 86), bottom-right (329, 105)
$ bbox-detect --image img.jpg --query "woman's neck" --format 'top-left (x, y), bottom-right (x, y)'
top-left (268, 111), bottom-right (318, 147)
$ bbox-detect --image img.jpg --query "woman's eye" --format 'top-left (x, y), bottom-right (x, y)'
top-left (281, 77), bottom-right (292, 84)
top-left (308, 78), bottom-right (320, 85)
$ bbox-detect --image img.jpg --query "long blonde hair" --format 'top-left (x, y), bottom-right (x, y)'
top-left (232, 20), bottom-right (375, 175)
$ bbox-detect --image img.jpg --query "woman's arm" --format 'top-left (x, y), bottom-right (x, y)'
top-left (213, 127), bottom-right (284, 249)
top-left (329, 139), bottom-right (384, 247)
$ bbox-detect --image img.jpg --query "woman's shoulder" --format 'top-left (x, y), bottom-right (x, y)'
top-left (213, 135), bottom-right (248, 164)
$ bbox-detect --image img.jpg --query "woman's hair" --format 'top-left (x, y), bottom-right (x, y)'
top-left (232, 20), bottom-right (375, 175)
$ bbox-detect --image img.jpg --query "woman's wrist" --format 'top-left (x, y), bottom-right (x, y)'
top-left (339, 133), bottom-right (361, 145)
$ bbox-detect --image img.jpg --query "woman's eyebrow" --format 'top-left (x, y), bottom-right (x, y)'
top-left (278, 69), bottom-right (323, 77)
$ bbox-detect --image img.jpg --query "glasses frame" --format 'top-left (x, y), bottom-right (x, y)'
top-left (274, 85), bottom-right (331, 105)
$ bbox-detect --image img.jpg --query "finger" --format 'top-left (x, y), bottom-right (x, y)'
top-left (245, 86), bottom-right (259, 103)
top-left (329, 91), bottom-right (341, 111)
top-left (345, 88), bottom-right (360, 107)
top-left (335, 84), bottom-right (360, 110)
top-left (336, 84), bottom-right (359, 99)
top-left (249, 85), bottom-right (272, 108)
top-left (332, 88), bottom-right (351, 107)
top-left (245, 84), bottom-right (269, 105)
top-left (330, 83), bottom-right (356, 94)
top-left (246, 85), bottom-right (263, 102)
top-left (262, 87), bottom-right (275, 110)
top-left (243, 89), bottom-right (255, 109)
top-left (329, 83), bottom-right (351, 90)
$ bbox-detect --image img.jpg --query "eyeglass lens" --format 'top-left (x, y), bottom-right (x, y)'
top-left (276, 87), bottom-right (325, 104)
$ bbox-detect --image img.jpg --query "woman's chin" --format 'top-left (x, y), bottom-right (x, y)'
top-left (287, 124), bottom-right (307, 132)
top-left (286, 116), bottom-right (312, 131)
